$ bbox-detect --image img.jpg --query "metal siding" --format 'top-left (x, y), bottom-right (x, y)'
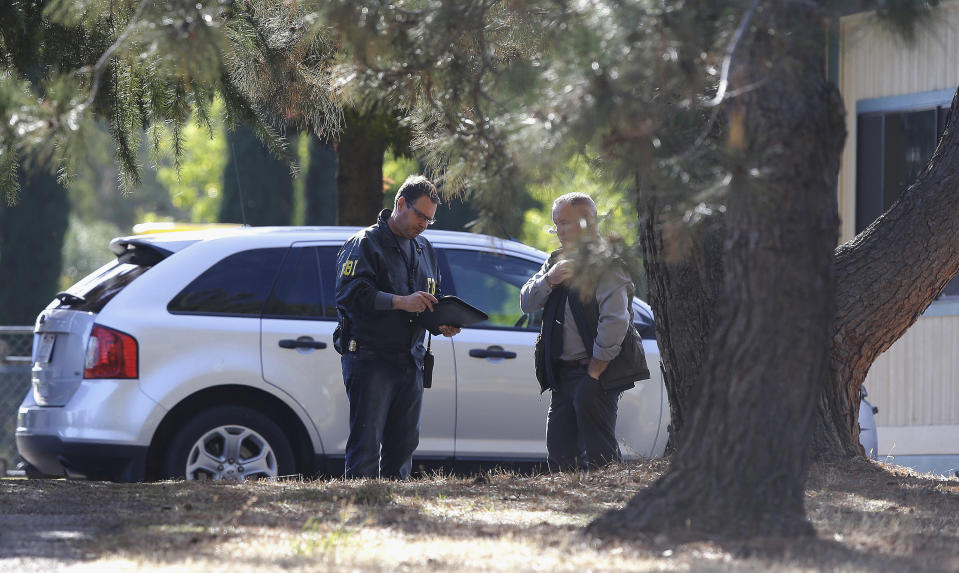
top-left (839, 4), bottom-right (959, 431)
top-left (866, 315), bottom-right (959, 427)
top-left (839, 2), bottom-right (959, 243)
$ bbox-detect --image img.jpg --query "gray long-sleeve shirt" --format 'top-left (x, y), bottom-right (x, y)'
top-left (520, 258), bottom-right (632, 362)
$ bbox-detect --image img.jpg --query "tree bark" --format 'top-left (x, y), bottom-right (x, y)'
top-left (336, 109), bottom-right (394, 226)
top-left (638, 192), bottom-right (724, 451)
top-left (590, 1), bottom-right (845, 539)
top-left (810, 87), bottom-right (959, 460)
top-left (336, 133), bottom-right (387, 226)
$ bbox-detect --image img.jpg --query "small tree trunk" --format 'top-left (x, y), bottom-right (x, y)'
top-left (590, 1), bottom-right (845, 539)
top-left (810, 87), bottom-right (959, 460)
top-left (639, 190), bottom-right (724, 450)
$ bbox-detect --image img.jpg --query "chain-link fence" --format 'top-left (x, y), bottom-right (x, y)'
top-left (1, 326), bottom-right (33, 475)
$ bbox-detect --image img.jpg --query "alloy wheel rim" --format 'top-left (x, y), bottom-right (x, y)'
top-left (184, 424), bottom-right (278, 480)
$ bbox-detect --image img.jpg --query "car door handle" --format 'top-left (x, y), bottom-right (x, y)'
top-left (469, 347), bottom-right (517, 359)
top-left (279, 337), bottom-right (327, 350)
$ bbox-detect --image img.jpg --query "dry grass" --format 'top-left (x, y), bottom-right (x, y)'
top-left (1, 458), bottom-right (958, 572)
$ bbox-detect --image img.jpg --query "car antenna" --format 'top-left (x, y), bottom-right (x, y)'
top-left (229, 138), bottom-right (249, 227)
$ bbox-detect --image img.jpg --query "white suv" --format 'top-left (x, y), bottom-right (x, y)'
top-left (16, 227), bottom-right (669, 481)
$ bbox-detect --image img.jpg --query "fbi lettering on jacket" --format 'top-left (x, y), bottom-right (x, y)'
top-left (341, 259), bottom-right (357, 277)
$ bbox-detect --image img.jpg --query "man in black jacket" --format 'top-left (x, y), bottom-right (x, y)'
top-left (335, 176), bottom-right (460, 479)
top-left (520, 192), bottom-right (649, 471)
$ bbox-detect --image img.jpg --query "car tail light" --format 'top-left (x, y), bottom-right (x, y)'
top-left (84, 324), bottom-right (138, 379)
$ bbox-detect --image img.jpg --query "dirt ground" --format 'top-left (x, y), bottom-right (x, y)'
top-left (1, 458), bottom-right (958, 572)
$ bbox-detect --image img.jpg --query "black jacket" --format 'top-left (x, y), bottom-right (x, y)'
top-left (534, 250), bottom-right (650, 392)
top-left (335, 209), bottom-right (442, 364)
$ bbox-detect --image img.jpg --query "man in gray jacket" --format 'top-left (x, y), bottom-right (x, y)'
top-left (520, 192), bottom-right (648, 471)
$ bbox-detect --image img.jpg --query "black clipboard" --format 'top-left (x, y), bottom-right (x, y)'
top-left (416, 296), bottom-right (488, 335)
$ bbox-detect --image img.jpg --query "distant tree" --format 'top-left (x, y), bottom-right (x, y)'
top-left (0, 168), bottom-right (69, 323)
top-left (153, 99), bottom-right (229, 224)
top-left (335, 106), bottom-right (412, 226)
top-left (219, 124), bottom-right (294, 226)
top-left (0, 0), bottom-right (339, 201)
top-left (304, 135), bottom-right (337, 225)
top-left (314, 1), bottom-right (538, 237)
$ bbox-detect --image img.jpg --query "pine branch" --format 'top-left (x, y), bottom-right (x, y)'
top-left (77, 0), bottom-right (149, 114)
top-left (0, 139), bottom-right (20, 205)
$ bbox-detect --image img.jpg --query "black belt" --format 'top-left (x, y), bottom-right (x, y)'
top-left (557, 358), bottom-right (590, 368)
top-left (349, 340), bottom-right (411, 361)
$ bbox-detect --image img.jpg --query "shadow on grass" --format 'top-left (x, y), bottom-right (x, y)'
top-left (2, 460), bottom-right (958, 572)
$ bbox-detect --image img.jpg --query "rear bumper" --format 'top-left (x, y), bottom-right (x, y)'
top-left (15, 433), bottom-right (148, 482)
top-left (15, 378), bottom-right (165, 481)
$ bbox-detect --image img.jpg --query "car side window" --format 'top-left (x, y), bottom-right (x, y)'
top-left (317, 246), bottom-right (340, 318)
top-left (263, 247), bottom-right (323, 319)
top-left (168, 248), bottom-right (286, 316)
top-left (441, 249), bottom-right (543, 330)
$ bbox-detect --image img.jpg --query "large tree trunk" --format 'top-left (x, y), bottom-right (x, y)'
top-left (810, 87), bottom-right (959, 460)
top-left (590, 1), bottom-right (845, 539)
top-left (336, 134), bottom-right (386, 226)
top-left (639, 192), bottom-right (724, 451)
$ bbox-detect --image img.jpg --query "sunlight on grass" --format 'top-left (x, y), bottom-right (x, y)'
top-left (150, 524), bottom-right (207, 534)
top-left (5, 460), bottom-right (959, 572)
top-left (293, 513), bottom-right (357, 560)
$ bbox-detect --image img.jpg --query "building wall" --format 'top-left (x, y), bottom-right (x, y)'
top-left (839, 2), bottom-right (959, 242)
top-left (839, 4), bottom-right (959, 461)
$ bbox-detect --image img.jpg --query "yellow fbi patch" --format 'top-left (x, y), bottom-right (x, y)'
top-left (341, 259), bottom-right (358, 276)
top-left (426, 277), bottom-right (437, 295)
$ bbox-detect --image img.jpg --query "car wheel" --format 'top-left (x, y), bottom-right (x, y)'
top-left (162, 405), bottom-right (295, 481)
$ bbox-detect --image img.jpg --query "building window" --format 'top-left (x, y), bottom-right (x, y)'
top-left (856, 94), bottom-right (958, 298)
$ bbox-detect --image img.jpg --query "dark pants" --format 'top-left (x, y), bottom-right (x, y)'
top-left (342, 351), bottom-right (423, 479)
top-left (546, 364), bottom-right (622, 471)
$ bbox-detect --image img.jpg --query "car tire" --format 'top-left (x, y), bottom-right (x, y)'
top-left (162, 405), bottom-right (295, 481)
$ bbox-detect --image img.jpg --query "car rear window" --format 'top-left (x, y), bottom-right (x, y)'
top-left (53, 261), bottom-right (152, 313)
top-left (168, 248), bottom-right (286, 316)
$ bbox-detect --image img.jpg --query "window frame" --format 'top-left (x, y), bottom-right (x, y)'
top-left (856, 88), bottom-right (959, 306)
